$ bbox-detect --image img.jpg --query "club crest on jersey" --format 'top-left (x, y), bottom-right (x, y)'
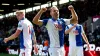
top-left (73, 30), bottom-right (79, 35)
top-left (54, 22), bottom-right (62, 31)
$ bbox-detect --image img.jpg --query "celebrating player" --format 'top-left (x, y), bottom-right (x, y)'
top-left (65, 17), bottom-right (90, 56)
top-left (4, 10), bottom-right (37, 56)
top-left (32, 5), bottom-right (78, 56)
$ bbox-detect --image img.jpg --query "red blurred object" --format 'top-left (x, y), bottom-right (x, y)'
top-left (64, 44), bottom-right (69, 56)
top-left (84, 51), bottom-right (97, 56)
top-left (64, 45), bottom-right (100, 56)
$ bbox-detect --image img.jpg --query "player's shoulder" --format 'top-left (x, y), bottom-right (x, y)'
top-left (18, 19), bottom-right (26, 25)
top-left (58, 18), bottom-right (65, 22)
top-left (59, 18), bottom-right (64, 19)
top-left (59, 18), bottom-right (64, 21)
top-left (18, 20), bottom-right (24, 25)
top-left (62, 18), bottom-right (71, 22)
top-left (77, 24), bottom-right (83, 29)
top-left (18, 21), bottom-right (21, 24)
top-left (77, 24), bottom-right (82, 26)
top-left (67, 24), bottom-right (73, 27)
top-left (43, 18), bottom-right (50, 21)
top-left (19, 18), bottom-right (25, 23)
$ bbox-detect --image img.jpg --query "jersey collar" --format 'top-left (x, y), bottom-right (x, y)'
top-left (52, 18), bottom-right (60, 21)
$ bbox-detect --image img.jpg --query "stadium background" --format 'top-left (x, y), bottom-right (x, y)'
top-left (0, 0), bottom-right (100, 56)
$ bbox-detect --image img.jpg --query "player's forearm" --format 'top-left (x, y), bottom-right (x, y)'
top-left (70, 9), bottom-right (78, 20)
top-left (33, 33), bottom-right (37, 44)
top-left (82, 33), bottom-right (89, 44)
top-left (33, 37), bottom-right (37, 44)
top-left (33, 10), bottom-right (43, 24)
top-left (8, 34), bottom-right (18, 41)
top-left (33, 40), bottom-right (37, 45)
top-left (65, 26), bottom-right (75, 34)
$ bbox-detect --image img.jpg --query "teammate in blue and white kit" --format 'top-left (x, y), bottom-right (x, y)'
top-left (32, 5), bottom-right (78, 56)
top-left (65, 19), bottom-right (90, 56)
top-left (4, 10), bottom-right (37, 56)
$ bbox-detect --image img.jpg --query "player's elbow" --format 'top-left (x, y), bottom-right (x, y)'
top-left (13, 34), bottom-right (19, 38)
top-left (33, 18), bottom-right (39, 25)
top-left (33, 20), bottom-right (41, 26)
top-left (33, 18), bottom-right (37, 24)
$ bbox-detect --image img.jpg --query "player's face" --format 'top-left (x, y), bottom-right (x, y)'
top-left (16, 13), bottom-right (23, 21)
top-left (50, 7), bottom-right (59, 20)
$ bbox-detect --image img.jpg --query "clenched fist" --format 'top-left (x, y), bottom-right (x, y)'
top-left (40, 8), bottom-right (47, 13)
top-left (68, 5), bottom-right (74, 10)
top-left (4, 38), bottom-right (9, 43)
top-left (33, 45), bottom-right (38, 54)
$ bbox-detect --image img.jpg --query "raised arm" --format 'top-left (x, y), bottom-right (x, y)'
top-left (68, 5), bottom-right (78, 21)
top-left (32, 8), bottom-right (47, 26)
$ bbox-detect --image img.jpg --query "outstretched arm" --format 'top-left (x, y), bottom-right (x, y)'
top-left (81, 25), bottom-right (90, 50)
top-left (82, 33), bottom-right (89, 45)
top-left (33, 8), bottom-right (47, 26)
top-left (4, 30), bottom-right (21, 43)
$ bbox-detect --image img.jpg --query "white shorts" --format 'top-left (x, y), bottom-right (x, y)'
top-left (68, 46), bottom-right (83, 56)
top-left (19, 48), bottom-right (32, 56)
top-left (49, 47), bottom-right (65, 56)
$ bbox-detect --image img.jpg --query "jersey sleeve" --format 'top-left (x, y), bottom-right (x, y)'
top-left (63, 19), bottom-right (70, 25)
top-left (42, 19), bottom-right (49, 26)
top-left (17, 22), bottom-right (23, 31)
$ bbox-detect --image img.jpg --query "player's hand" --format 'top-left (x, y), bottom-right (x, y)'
top-left (33, 45), bottom-right (38, 54)
top-left (4, 38), bottom-right (9, 43)
top-left (68, 5), bottom-right (74, 10)
top-left (40, 8), bottom-right (47, 13)
top-left (87, 44), bottom-right (90, 51)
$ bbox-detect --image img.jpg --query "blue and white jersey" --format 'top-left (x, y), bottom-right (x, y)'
top-left (17, 18), bottom-right (34, 49)
top-left (42, 18), bottom-right (70, 48)
top-left (65, 24), bottom-right (85, 46)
